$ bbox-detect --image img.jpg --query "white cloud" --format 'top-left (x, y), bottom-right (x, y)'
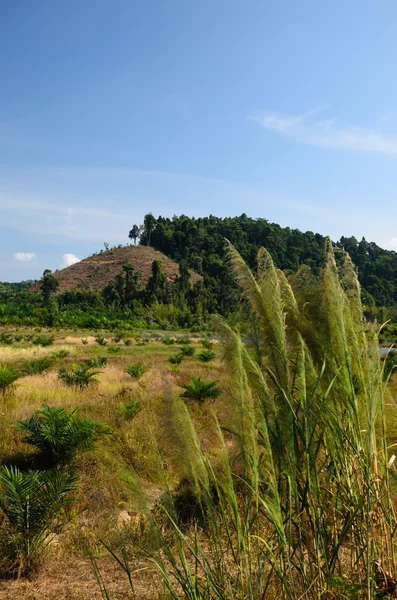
top-left (62, 253), bottom-right (81, 268)
top-left (14, 252), bottom-right (36, 262)
top-left (390, 237), bottom-right (397, 249)
top-left (253, 108), bottom-right (397, 157)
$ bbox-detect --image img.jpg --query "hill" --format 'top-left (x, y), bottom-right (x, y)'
top-left (30, 245), bottom-right (202, 294)
top-left (135, 213), bottom-right (397, 308)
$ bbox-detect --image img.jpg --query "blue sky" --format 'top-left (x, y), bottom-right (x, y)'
top-left (1, 0), bottom-right (397, 281)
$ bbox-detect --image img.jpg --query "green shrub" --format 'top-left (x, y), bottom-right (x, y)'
top-left (95, 335), bottom-right (107, 346)
top-left (125, 362), bottom-right (148, 380)
top-left (17, 405), bottom-right (108, 464)
top-left (124, 338), bottom-right (132, 346)
top-left (32, 335), bottom-right (54, 347)
top-left (107, 345), bottom-right (121, 353)
top-left (21, 357), bottom-right (54, 376)
top-left (179, 377), bottom-right (221, 403)
top-left (81, 338), bottom-right (88, 345)
top-left (0, 365), bottom-right (19, 395)
top-left (197, 350), bottom-right (216, 362)
top-left (180, 344), bottom-right (195, 357)
top-left (120, 399), bottom-right (141, 421)
top-left (162, 337), bottom-right (176, 346)
top-left (201, 339), bottom-right (214, 349)
top-left (83, 356), bottom-right (108, 368)
top-left (0, 332), bottom-right (13, 345)
top-left (0, 466), bottom-right (77, 575)
top-left (58, 363), bottom-right (100, 388)
top-left (168, 353), bottom-right (184, 365)
top-left (52, 349), bottom-right (70, 359)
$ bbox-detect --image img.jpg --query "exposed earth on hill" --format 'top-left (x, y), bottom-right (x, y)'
top-left (29, 246), bottom-right (202, 293)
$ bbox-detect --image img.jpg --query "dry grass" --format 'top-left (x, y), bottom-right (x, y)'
top-left (0, 331), bottom-right (227, 598)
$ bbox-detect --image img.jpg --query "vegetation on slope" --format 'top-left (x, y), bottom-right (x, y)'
top-left (134, 212), bottom-right (397, 316)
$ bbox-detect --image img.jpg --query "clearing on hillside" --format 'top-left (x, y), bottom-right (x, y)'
top-left (29, 246), bottom-right (202, 294)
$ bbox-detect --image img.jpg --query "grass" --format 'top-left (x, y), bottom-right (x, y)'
top-left (2, 245), bottom-right (396, 600)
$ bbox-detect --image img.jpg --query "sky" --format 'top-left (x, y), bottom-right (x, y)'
top-left (1, 0), bottom-right (397, 281)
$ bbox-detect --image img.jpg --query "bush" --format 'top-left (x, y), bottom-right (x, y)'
top-left (125, 362), bottom-right (148, 380)
top-left (58, 363), bottom-right (100, 388)
top-left (95, 335), bottom-right (107, 346)
top-left (197, 350), bottom-right (216, 363)
top-left (180, 344), bottom-right (195, 357)
top-left (83, 356), bottom-right (108, 368)
top-left (0, 332), bottom-right (13, 345)
top-left (0, 466), bottom-right (77, 575)
top-left (168, 353), bottom-right (184, 365)
top-left (17, 405), bottom-right (108, 465)
top-left (81, 338), bottom-right (88, 345)
top-left (0, 365), bottom-right (19, 395)
top-left (124, 338), bottom-right (132, 346)
top-left (21, 357), bottom-right (54, 376)
top-left (32, 335), bottom-right (54, 347)
top-left (201, 339), bottom-right (214, 349)
top-left (107, 345), bottom-right (121, 353)
top-left (120, 399), bottom-right (142, 421)
top-left (179, 377), bottom-right (221, 403)
top-left (162, 337), bottom-right (176, 346)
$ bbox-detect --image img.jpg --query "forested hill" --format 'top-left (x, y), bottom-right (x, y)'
top-left (134, 213), bottom-right (397, 308)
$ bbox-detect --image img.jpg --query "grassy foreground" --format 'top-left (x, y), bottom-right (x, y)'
top-left (1, 241), bottom-right (397, 599)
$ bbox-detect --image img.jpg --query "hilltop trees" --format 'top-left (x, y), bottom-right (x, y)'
top-left (128, 224), bottom-right (140, 244)
top-left (132, 213), bottom-right (397, 310)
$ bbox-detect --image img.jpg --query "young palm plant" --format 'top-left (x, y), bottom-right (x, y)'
top-left (125, 362), bottom-right (148, 380)
top-left (17, 405), bottom-right (108, 465)
top-left (0, 466), bottom-right (77, 575)
top-left (21, 356), bottom-right (54, 376)
top-left (0, 365), bottom-right (19, 395)
top-left (58, 363), bottom-right (100, 388)
top-left (180, 344), bottom-right (195, 357)
top-left (197, 350), bottom-right (216, 362)
top-left (179, 376), bottom-right (221, 404)
top-left (168, 353), bottom-right (184, 365)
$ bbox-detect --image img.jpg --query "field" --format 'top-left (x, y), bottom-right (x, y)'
top-left (0, 328), bottom-right (227, 599)
top-left (2, 244), bottom-right (397, 599)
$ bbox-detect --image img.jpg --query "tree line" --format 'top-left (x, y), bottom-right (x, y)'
top-left (131, 213), bottom-right (397, 310)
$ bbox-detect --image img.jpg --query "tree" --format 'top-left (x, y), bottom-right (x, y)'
top-left (122, 263), bottom-right (141, 306)
top-left (146, 260), bottom-right (166, 302)
top-left (142, 213), bottom-right (156, 246)
top-left (40, 270), bottom-right (59, 306)
top-left (128, 224), bottom-right (140, 245)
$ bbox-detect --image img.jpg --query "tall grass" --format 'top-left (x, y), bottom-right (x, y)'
top-left (100, 239), bottom-right (397, 598)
